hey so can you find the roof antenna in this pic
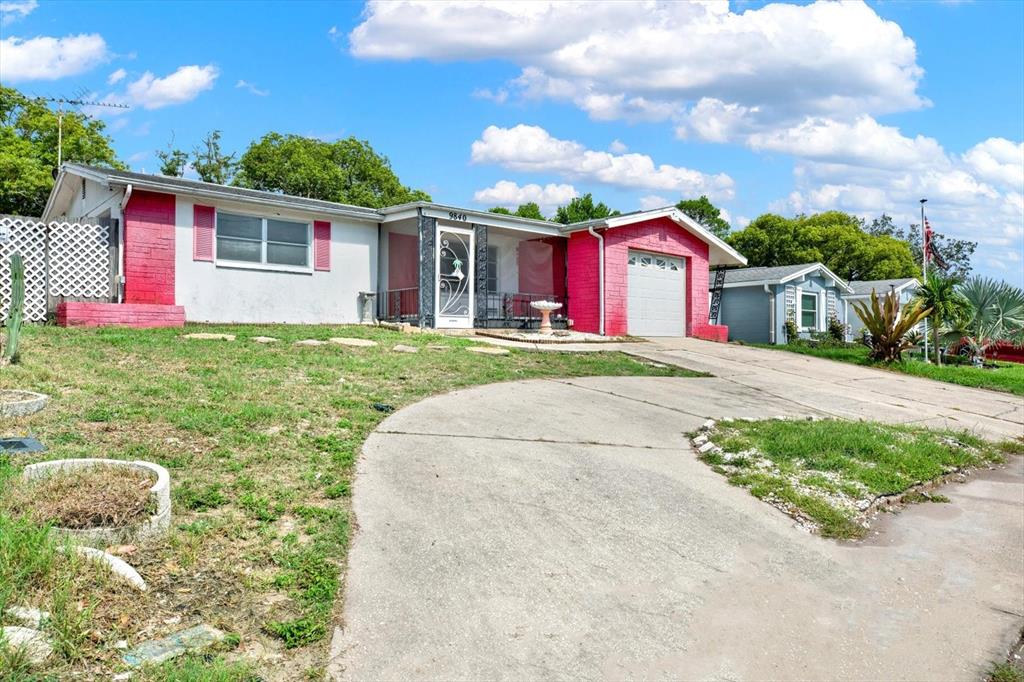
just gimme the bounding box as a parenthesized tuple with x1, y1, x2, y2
(34, 94, 131, 173)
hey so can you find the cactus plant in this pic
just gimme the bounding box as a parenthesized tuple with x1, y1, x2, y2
(3, 253, 25, 363)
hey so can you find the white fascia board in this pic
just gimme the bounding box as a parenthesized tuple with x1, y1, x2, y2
(384, 203, 562, 236)
(42, 168, 70, 221)
(778, 263, 853, 293)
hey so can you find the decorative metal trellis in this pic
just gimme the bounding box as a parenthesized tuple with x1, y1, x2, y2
(0, 215, 114, 322)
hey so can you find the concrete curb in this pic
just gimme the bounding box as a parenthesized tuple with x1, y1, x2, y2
(0, 390, 49, 418)
(75, 546, 147, 591)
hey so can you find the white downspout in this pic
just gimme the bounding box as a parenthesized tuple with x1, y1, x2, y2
(765, 284, 775, 344)
(117, 183, 132, 303)
(588, 225, 605, 335)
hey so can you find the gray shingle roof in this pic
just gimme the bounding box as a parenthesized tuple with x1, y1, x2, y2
(721, 263, 823, 285)
(845, 278, 919, 296)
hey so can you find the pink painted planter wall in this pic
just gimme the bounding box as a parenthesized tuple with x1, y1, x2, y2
(57, 302, 185, 328)
(123, 190, 177, 305)
(566, 216, 727, 340)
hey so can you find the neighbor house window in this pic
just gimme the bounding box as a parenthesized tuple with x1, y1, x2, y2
(801, 293, 818, 329)
(216, 211, 310, 267)
(486, 246, 498, 292)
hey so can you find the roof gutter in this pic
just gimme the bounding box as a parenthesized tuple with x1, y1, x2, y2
(588, 225, 605, 336)
(117, 183, 132, 304)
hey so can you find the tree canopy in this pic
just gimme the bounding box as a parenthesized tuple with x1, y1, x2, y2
(676, 195, 730, 240)
(488, 202, 546, 220)
(554, 194, 619, 225)
(233, 132, 430, 208)
(192, 130, 237, 185)
(726, 211, 919, 281)
(0, 86, 123, 217)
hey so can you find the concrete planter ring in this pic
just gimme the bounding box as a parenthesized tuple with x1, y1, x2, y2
(0, 390, 49, 418)
(21, 458, 172, 546)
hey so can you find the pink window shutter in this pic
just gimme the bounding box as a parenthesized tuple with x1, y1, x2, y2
(314, 221, 331, 271)
(193, 205, 215, 261)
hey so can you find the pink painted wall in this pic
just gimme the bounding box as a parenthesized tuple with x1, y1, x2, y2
(123, 190, 177, 305)
(567, 216, 725, 339)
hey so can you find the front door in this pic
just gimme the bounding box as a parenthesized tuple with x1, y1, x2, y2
(435, 225, 474, 329)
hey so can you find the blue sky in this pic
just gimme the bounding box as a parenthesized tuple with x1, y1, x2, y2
(2, 0, 1021, 284)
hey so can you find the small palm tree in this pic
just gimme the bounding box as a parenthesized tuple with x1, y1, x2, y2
(914, 272, 966, 365)
(943, 277, 1024, 364)
(852, 291, 932, 363)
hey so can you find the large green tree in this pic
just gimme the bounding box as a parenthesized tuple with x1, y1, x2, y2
(0, 86, 123, 217)
(676, 195, 730, 240)
(488, 202, 546, 220)
(234, 132, 430, 208)
(727, 211, 919, 281)
(554, 194, 619, 225)
(192, 130, 237, 185)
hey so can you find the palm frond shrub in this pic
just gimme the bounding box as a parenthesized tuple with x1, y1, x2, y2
(852, 291, 932, 363)
(914, 272, 967, 365)
(943, 276, 1024, 363)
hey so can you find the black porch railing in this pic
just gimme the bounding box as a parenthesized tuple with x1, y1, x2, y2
(378, 288, 419, 322)
(378, 287, 568, 329)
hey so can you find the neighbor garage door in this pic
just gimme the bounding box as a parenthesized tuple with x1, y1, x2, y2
(627, 250, 686, 336)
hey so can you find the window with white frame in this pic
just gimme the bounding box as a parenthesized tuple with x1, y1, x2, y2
(800, 293, 818, 329)
(216, 211, 310, 267)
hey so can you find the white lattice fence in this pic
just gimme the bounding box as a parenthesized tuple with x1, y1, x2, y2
(0, 216, 48, 321)
(49, 222, 111, 300)
(0, 215, 113, 322)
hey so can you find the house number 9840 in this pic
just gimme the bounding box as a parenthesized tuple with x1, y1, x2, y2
(448, 211, 467, 222)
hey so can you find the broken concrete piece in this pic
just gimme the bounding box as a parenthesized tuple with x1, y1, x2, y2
(699, 419, 716, 432)
(294, 339, 326, 346)
(182, 333, 235, 341)
(122, 624, 226, 667)
(697, 441, 718, 454)
(251, 336, 278, 343)
(692, 434, 708, 446)
(76, 546, 147, 592)
(467, 346, 510, 355)
(1, 626, 53, 665)
(5, 606, 49, 629)
(329, 337, 378, 347)
(392, 344, 419, 353)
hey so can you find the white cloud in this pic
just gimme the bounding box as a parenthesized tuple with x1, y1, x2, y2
(0, 33, 109, 81)
(639, 194, 669, 210)
(235, 79, 270, 96)
(351, 1, 926, 126)
(126, 65, 219, 109)
(608, 139, 628, 154)
(473, 180, 578, 213)
(962, 138, 1024, 190)
(0, 0, 36, 25)
(471, 124, 734, 199)
(472, 87, 508, 104)
(107, 67, 127, 85)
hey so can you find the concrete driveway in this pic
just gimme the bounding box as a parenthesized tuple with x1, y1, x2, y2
(329, 341, 1024, 681)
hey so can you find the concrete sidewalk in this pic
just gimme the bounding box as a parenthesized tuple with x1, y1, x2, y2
(329, 370, 1023, 681)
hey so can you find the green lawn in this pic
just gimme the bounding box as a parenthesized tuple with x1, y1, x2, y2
(748, 342, 1024, 396)
(698, 418, 1014, 539)
(0, 324, 702, 679)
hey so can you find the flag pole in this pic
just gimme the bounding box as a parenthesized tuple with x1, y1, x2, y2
(920, 198, 929, 363)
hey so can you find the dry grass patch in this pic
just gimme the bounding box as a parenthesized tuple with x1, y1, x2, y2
(5, 465, 155, 529)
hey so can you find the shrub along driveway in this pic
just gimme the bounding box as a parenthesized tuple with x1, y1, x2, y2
(332, 341, 1024, 681)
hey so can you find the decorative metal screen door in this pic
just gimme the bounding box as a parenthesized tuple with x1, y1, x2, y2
(435, 225, 474, 328)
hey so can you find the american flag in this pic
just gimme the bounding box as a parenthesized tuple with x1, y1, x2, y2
(924, 218, 949, 270)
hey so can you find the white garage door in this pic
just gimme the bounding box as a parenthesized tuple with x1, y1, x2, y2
(627, 250, 686, 336)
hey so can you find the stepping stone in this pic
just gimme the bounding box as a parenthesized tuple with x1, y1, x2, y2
(329, 337, 378, 347)
(294, 339, 326, 346)
(392, 344, 419, 353)
(182, 333, 235, 341)
(467, 346, 510, 355)
(251, 336, 278, 343)
(1, 626, 53, 665)
(5, 606, 49, 629)
(122, 624, 225, 667)
(76, 546, 147, 592)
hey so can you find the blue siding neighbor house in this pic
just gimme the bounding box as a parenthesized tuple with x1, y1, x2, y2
(842, 278, 920, 339)
(715, 263, 853, 344)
